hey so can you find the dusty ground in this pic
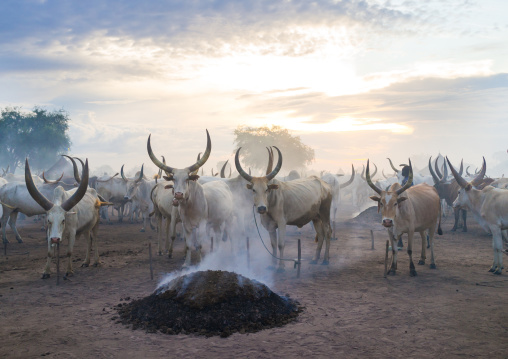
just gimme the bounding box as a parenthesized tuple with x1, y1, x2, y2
(1, 205, 507, 359)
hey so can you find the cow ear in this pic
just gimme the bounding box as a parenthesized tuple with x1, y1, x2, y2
(163, 175, 173, 181)
(268, 184, 279, 190)
(188, 174, 200, 181)
(246, 183, 253, 190)
(397, 197, 407, 204)
(164, 184, 174, 189)
(369, 196, 380, 202)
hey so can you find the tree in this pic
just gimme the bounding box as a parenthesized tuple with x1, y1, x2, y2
(233, 125, 314, 170)
(0, 107, 72, 173)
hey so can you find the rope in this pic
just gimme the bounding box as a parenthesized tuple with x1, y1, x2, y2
(252, 205, 297, 263)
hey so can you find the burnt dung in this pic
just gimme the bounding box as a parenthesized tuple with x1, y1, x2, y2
(116, 270, 302, 337)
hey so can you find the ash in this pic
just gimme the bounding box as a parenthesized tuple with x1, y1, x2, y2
(116, 270, 302, 337)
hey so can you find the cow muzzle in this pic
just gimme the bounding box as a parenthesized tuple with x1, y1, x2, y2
(50, 237, 61, 244)
(172, 198, 179, 207)
(257, 206, 267, 214)
(174, 192, 184, 200)
(382, 219, 393, 228)
(124, 196, 129, 200)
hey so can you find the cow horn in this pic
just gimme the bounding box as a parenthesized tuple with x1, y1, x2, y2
(434, 157, 443, 179)
(73, 157, 86, 182)
(266, 147, 274, 175)
(458, 159, 463, 176)
(471, 157, 486, 187)
(428, 156, 440, 185)
(229, 166, 232, 178)
(360, 165, 365, 181)
(266, 146, 282, 181)
(147, 135, 175, 174)
(136, 164, 144, 182)
(121, 165, 128, 181)
(371, 163, 378, 178)
(61, 159, 89, 211)
(187, 130, 211, 173)
(395, 159, 413, 196)
(25, 159, 54, 211)
(42, 171, 64, 184)
(382, 169, 389, 180)
(190, 154, 200, 176)
(365, 160, 382, 195)
(442, 159, 448, 183)
(387, 158, 399, 173)
(220, 160, 229, 178)
(62, 155, 81, 183)
(446, 157, 469, 189)
(235, 148, 253, 182)
(339, 164, 355, 189)
(466, 165, 472, 176)
(248, 168, 251, 176)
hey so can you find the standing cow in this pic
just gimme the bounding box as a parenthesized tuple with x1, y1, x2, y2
(366, 159, 442, 276)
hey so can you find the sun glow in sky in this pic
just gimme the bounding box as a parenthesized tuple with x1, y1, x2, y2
(0, 1, 507, 175)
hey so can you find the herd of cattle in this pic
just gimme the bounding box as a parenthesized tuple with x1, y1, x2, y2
(0, 130, 507, 279)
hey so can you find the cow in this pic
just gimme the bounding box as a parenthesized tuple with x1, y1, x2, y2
(94, 173, 128, 223)
(321, 165, 355, 240)
(235, 146, 333, 271)
(25, 158, 105, 278)
(121, 165, 155, 232)
(150, 181, 181, 257)
(147, 130, 235, 268)
(366, 159, 442, 276)
(387, 157, 434, 186)
(447, 157, 508, 274)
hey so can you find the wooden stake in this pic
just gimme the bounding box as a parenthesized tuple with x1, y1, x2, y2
(384, 240, 389, 278)
(56, 243, 60, 285)
(297, 239, 301, 279)
(148, 242, 154, 280)
(246, 236, 250, 270)
(370, 230, 375, 250)
(210, 237, 214, 252)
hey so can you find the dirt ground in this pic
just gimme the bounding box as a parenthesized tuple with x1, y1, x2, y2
(1, 205, 507, 359)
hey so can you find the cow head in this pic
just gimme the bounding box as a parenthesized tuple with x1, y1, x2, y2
(366, 159, 413, 228)
(147, 130, 211, 206)
(447, 156, 486, 210)
(25, 158, 90, 245)
(234, 146, 282, 214)
(121, 164, 144, 200)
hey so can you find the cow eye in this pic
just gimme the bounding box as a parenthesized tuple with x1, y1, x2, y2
(252, 189, 256, 193)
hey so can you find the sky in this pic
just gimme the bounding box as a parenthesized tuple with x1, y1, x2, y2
(1, 0, 507, 177)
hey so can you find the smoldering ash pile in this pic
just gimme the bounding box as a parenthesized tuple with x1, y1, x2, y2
(116, 270, 302, 337)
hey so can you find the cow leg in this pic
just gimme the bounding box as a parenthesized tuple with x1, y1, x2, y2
(388, 231, 398, 275)
(1, 208, 11, 244)
(489, 227, 503, 275)
(182, 226, 193, 268)
(65, 233, 76, 277)
(139, 211, 147, 232)
(407, 230, 417, 277)
(157, 214, 164, 255)
(428, 226, 437, 269)
(9, 212, 23, 243)
(461, 209, 468, 232)
(81, 230, 92, 267)
(276, 224, 287, 271)
(42, 241, 53, 279)
(268, 229, 278, 269)
(91, 222, 100, 267)
(418, 231, 426, 265)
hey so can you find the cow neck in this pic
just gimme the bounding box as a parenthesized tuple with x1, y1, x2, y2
(466, 187, 486, 210)
(180, 180, 206, 211)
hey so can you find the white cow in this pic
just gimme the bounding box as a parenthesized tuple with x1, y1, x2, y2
(121, 165, 155, 232)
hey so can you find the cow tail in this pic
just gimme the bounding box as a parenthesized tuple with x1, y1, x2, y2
(437, 204, 443, 235)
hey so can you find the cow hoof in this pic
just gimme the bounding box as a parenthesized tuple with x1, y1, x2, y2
(418, 260, 425, 265)
(494, 269, 502, 275)
(15, 236, 23, 243)
(410, 270, 417, 277)
(309, 260, 318, 265)
(276, 267, 285, 273)
(488, 267, 496, 272)
(42, 273, 50, 279)
(140, 229, 145, 233)
(388, 269, 396, 275)
(430, 263, 437, 269)
(167, 254, 173, 259)
(321, 260, 329, 265)
(81, 263, 89, 268)
(93, 263, 100, 267)
(451, 228, 456, 232)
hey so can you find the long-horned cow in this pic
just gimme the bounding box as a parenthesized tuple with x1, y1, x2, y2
(25, 159, 105, 278)
(366, 159, 442, 276)
(147, 130, 235, 268)
(235, 146, 333, 271)
(447, 157, 508, 274)
(121, 164, 154, 232)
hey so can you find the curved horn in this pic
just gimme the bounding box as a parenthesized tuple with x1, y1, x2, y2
(61, 159, 89, 211)
(25, 159, 54, 211)
(339, 164, 355, 189)
(395, 159, 413, 196)
(442, 159, 448, 183)
(62, 155, 81, 183)
(42, 171, 64, 184)
(187, 129, 211, 173)
(235, 148, 253, 182)
(229, 166, 232, 178)
(147, 135, 175, 174)
(190, 153, 201, 176)
(434, 157, 443, 179)
(387, 158, 399, 173)
(382, 169, 389, 180)
(248, 168, 251, 176)
(365, 160, 382, 195)
(471, 157, 486, 187)
(136, 164, 144, 182)
(120, 165, 128, 181)
(96, 173, 119, 182)
(360, 165, 365, 181)
(266, 146, 282, 181)
(265, 147, 274, 175)
(458, 159, 463, 177)
(446, 157, 469, 189)
(428, 156, 440, 185)
(220, 160, 229, 178)
(371, 163, 378, 178)
(466, 165, 471, 177)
